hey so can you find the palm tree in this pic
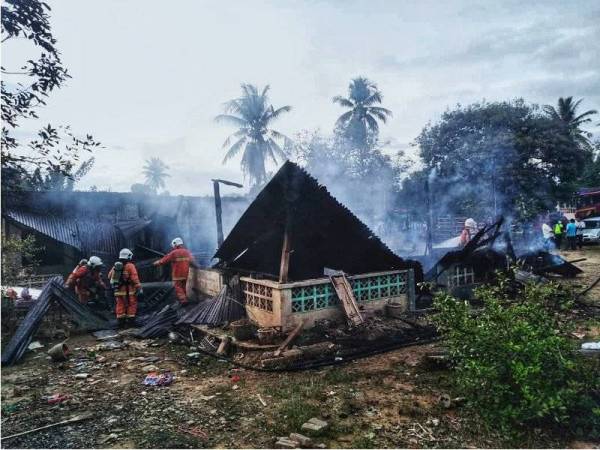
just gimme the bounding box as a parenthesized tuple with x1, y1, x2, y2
(544, 97, 597, 151)
(142, 157, 170, 193)
(216, 84, 292, 187)
(333, 77, 392, 148)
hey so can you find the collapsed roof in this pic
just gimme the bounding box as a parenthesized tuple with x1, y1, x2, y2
(214, 161, 422, 281)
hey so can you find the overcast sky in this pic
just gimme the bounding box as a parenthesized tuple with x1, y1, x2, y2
(4, 0, 600, 195)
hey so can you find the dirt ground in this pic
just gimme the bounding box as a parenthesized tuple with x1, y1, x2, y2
(559, 244, 600, 305)
(1, 246, 599, 449)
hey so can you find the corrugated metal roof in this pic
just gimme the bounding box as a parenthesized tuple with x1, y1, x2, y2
(4, 209, 124, 255)
(5, 210, 81, 249)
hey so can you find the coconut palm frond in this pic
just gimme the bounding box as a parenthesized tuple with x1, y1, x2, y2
(365, 114, 380, 134)
(215, 114, 249, 127)
(332, 96, 354, 108)
(335, 110, 354, 127)
(222, 137, 247, 163)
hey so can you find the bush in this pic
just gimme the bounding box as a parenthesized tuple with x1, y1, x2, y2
(433, 276, 599, 435)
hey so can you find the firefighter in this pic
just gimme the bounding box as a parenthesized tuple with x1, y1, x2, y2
(152, 237, 198, 305)
(109, 248, 142, 327)
(65, 256, 106, 303)
(459, 218, 477, 247)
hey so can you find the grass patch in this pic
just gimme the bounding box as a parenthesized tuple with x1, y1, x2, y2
(322, 367, 361, 384)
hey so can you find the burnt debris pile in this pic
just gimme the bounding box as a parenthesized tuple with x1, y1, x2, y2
(177, 285, 246, 327)
(1, 277, 111, 366)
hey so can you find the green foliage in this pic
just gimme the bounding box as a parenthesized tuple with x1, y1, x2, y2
(333, 76, 392, 149)
(216, 84, 292, 188)
(1, 0, 100, 192)
(1, 234, 43, 286)
(409, 99, 595, 220)
(433, 277, 599, 436)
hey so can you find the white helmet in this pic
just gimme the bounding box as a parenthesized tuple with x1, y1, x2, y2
(465, 218, 477, 229)
(88, 256, 103, 268)
(119, 248, 133, 260)
(171, 237, 184, 248)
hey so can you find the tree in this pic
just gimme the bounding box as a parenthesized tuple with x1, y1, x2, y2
(333, 77, 392, 149)
(1, 0, 100, 192)
(410, 99, 591, 221)
(580, 140, 600, 187)
(142, 157, 170, 194)
(544, 97, 597, 152)
(27, 156, 95, 191)
(216, 84, 292, 188)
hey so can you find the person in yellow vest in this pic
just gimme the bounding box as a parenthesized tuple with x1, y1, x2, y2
(553, 220, 564, 250)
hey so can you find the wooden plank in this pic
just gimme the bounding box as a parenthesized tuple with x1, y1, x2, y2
(274, 319, 305, 357)
(279, 229, 291, 283)
(330, 274, 364, 326)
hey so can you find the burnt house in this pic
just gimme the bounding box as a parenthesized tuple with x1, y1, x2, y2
(193, 161, 422, 330)
(2, 191, 249, 279)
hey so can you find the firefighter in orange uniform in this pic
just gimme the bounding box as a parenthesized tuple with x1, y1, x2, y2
(108, 248, 142, 327)
(459, 218, 478, 247)
(152, 237, 198, 305)
(65, 256, 106, 303)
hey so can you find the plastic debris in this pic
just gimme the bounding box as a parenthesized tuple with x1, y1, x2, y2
(45, 393, 69, 405)
(142, 371, 174, 386)
(27, 341, 44, 351)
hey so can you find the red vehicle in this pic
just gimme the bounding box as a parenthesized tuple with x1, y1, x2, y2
(575, 187, 600, 219)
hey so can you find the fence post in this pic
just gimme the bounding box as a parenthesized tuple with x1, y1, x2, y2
(408, 268, 416, 311)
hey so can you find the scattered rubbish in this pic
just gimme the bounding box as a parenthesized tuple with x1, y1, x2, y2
(27, 341, 44, 351)
(439, 393, 452, 408)
(97, 340, 125, 351)
(289, 433, 312, 447)
(2, 277, 109, 366)
(0, 412, 94, 441)
(48, 342, 70, 362)
(74, 373, 90, 379)
(45, 393, 69, 405)
(198, 395, 215, 401)
(231, 374, 241, 383)
(275, 437, 299, 449)
(177, 425, 207, 439)
(168, 331, 181, 343)
(571, 332, 586, 339)
(187, 352, 201, 359)
(93, 330, 119, 341)
(232, 384, 240, 390)
(142, 364, 159, 372)
(142, 372, 174, 386)
(257, 393, 267, 407)
(100, 433, 119, 444)
(582, 342, 600, 349)
(581, 341, 600, 355)
(301, 417, 329, 433)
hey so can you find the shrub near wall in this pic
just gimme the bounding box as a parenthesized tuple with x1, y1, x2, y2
(433, 277, 599, 438)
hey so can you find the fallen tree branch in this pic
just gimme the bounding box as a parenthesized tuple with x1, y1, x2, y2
(1, 413, 94, 441)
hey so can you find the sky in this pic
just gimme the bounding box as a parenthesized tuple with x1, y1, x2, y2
(3, 0, 599, 195)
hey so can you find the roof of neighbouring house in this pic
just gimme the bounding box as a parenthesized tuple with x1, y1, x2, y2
(3, 209, 126, 255)
(214, 161, 422, 281)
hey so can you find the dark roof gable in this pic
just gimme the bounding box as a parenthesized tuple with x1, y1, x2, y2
(215, 161, 422, 281)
